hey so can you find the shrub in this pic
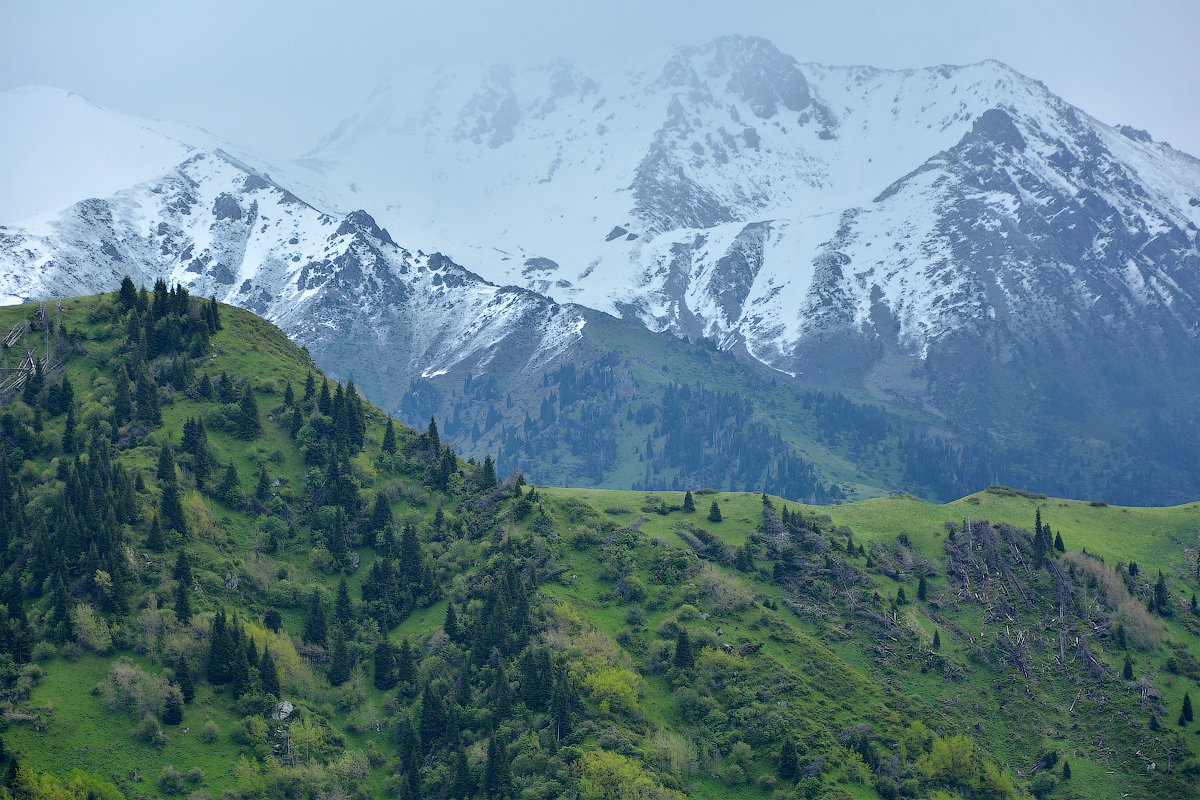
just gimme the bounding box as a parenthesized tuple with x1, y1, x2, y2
(159, 765, 186, 795)
(201, 719, 220, 743)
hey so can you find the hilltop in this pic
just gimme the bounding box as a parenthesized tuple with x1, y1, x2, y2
(0, 291, 1196, 799)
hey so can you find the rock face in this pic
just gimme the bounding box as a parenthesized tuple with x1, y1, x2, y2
(3, 34, 1200, 503)
(0, 146, 586, 413)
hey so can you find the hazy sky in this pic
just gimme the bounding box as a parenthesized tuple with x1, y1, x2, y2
(3, 0, 1198, 158)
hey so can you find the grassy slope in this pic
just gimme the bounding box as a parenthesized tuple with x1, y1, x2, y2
(3, 296, 1199, 800)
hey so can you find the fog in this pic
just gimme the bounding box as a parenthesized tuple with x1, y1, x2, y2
(2, 0, 1198, 158)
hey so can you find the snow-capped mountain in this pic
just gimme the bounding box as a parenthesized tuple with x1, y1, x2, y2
(298, 36, 1200, 374)
(0, 88, 585, 408)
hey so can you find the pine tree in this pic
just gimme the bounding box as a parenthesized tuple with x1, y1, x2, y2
(157, 442, 175, 484)
(173, 551, 192, 623)
(162, 686, 184, 725)
(896, 586, 908, 605)
(255, 464, 270, 502)
(778, 738, 798, 781)
(328, 633, 351, 687)
(208, 611, 233, 684)
(933, 629, 941, 650)
(335, 577, 353, 627)
(1123, 653, 1134, 680)
(918, 575, 928, 602)
(160, 483, 187, 537)
(61, 405, 76, 454)
(682, 490, 695, 513)
(1183, 691, 1194, 723)
(451, 748, 475, 799)
(237, 386, 262, 439)
(264, 609, 282, 633)
(708, 500, 722, 523)
(230, 642, 251, 698)
(303, 371, 316, 402)
(483, 734, 511, 800)
(146, 515, 165, 552)
(382, 417, 397, 455)
(673, 629, 694, 670)
(217, 461, 242, 506)
(1054, 531, 1065, 552)
(373, 639, 397, 690)
(113, 367, 131, 427)
(420, 681, 446, 750)
(302, 591, 328, 647)
(1061, 761, 1071, 780)
(396, 638, 415, 685)
(1116, 623, 1127, 649)
(283, 381, 294, 407)
(427, 416, 440, 450)
(1155, 572, 1171, 616)
(175, 658, 195, 703)
(444, 602, 460, 642)
(260, 650, 280, 697)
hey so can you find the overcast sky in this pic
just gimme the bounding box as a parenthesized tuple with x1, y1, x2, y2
(3, 0, 1198, 158)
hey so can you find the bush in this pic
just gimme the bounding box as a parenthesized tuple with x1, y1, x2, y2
(186, 767, 205, 785)
(159, 765, 185, 794)
(30, 641, 56, 662)
(201, 719, 220, 743)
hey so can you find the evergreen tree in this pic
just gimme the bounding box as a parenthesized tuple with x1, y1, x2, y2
(673, 629, 694, 670)
(682, 490, 695, 513)
(335, 577, 353, 627)
(933, 629, 941, 650)
(160, 483, 187, 537)
(173, 550, 193, 623)
(550, 673, 572, 742)
(117, 275, 138, 310)
(217, 461, 242, 506)
(1061, 760, 1071, 780)
(146, 515, 165, 552)
(896, 586, 908, 605)
(420, 681, 446, 750)
(483, 734, 511, 800)
(302, 591, 328, 647)
(1054, 531, 1065, 552)
(396, 638, 415, 685)
(779, 738, 798, 781)
(427, 416, 440, 450)
(918, 575, 928, 602)
(174, 658, 194, 703)
(1116, 623, 1127, 649)
(208, 611, 233, 684)
(255, 464, 270, 502)
(264, 609, 282, 633)
(708, 500, 722, 523)
(237, 386, 262, 439)
(1155, 572, 1171, 616)
(61, 405, 76, 454)
(1183, 691, 1194, 723)
(444, 602, 460, 642)
(373, 639, 397, 690)
(318, 380, 331, 415)
(283, 381, 294, 407)
(260, 650, 280, 697)
(230, 643, 251, 698)
(382, 417, 397, 455)
(328, 633, 351, 687)
(1123, 653, 1134, 680)
(451, 748, 474, 799)
(157, 442, 175, 484)
(113, 367, 131, 427)
(162, 686, 184, 725)
(303, 371, 316, 402)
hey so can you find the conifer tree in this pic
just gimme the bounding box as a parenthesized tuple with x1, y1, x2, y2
(1183, 691, 1194, 723)
(237, 386, 262, 439)
(113, 367, 131, 426)
(1061, 760, 1071, 780)
(302, 591, 328, 647)
(255, 464, 270, 502)
(173, 551, 192, 623)
(918, 575, 928, 602)
(896, 586, 908, 605)
(283, 381, 294, 407)
(708, 500, 722, 523)
(673, 629, 694, 670)
(1116, 623, 1127, 649)
(260, 649, 280, 698)
(483, 734, 511, 800)
(160, 483, 187, 538)
(208, 611, 233, 684)
(328, 633, 351, 687)
(162, 686, 184, 725)
(683, 490, 695, 513)
(779, 738, 798, 781)
(444, 602, 460, 642)
(318, 379, 331, 415)
(1054, 531, 1065, 552)
(61, 405, 76, 454)
(1155, 572, 1171, 616)
(373, 639, 397, 690)
(230, 643, 251, 698)
(1123, 653, 1134, 680)
(335, 577, 353, 627)
(264, 609, 282, 633)
(217, 461, 242, 506)
(396, 638, 415, 685)
(427, 416, 440, 450)
(157, 443, 175, 484)
(452, 748, 474, 799)
(303, 371, 316, 402)
(382, 417, 397, 455)
(175, 658, 195, 703)
(146, 514, 165, 552)
(420, 681, 446, 750)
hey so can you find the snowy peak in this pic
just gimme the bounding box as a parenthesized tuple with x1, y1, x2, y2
(658, 35, 811, 119)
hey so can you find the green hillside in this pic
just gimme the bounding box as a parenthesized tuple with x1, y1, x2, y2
(0, 289, 1197, 800)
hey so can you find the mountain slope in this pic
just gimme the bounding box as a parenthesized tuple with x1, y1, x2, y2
(2, 293, 1199, 800)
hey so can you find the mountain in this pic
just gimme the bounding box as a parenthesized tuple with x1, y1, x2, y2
(4, 31, 1200, 504)
(3, 293, 1199, 800)
(0, 87, 587, 425)
(296, 36, 1200, 504)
